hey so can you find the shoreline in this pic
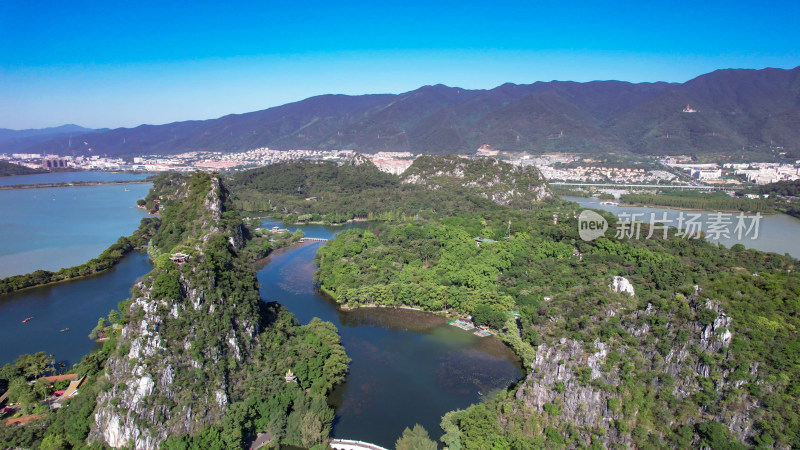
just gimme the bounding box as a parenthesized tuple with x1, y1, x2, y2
(0, 179, 151, 191)
(617, 201, 777, 215)
(569, 197, 779, 215)
(0, 248, 149, 299)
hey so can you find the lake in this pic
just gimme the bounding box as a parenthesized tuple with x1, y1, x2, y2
(0, 171, 151, 187)
(0, 208, 523, 448)
(257, 220, 523, 447)
(565, 197, 800, 259)
(0, 183, 151, 277)
(0, 251, 152, 367)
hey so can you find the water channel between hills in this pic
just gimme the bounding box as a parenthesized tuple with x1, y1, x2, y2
(256, 221, 523, 447)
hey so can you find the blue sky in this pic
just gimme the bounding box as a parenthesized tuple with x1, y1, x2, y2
(1, 1, 798, 129)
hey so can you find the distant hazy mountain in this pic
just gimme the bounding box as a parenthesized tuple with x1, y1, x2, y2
(18, 66, 800, 157)
(0, 124, 107, 154)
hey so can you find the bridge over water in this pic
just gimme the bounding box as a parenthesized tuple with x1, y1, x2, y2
(329, 439, 388, 450)
(300, 237, 329, 243)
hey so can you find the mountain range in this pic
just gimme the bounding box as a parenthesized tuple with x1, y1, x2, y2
(6, 66, 800, 157)
(0, 124, 106, 154)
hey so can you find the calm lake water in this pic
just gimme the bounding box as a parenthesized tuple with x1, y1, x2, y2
(0, 171, 151, 187)
(257, 220, 523, 447)
(0, 183, 151, 277)
(0, 252, 152, 367)
(565, 197, 800, 259)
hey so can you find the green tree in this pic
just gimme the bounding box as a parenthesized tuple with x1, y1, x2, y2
(15, 352, 54, 378)
(88, 317, 108, 340)
(8, 377, 36, 412)
(0, 362, 21, 381)
(300, 410, 327, 448)
(395, 424, 437, 450)
(39, 434, 67, 450)
(34, 377, 51, 401)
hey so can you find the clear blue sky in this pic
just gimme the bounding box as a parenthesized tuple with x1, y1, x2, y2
(1, 0, 798, 129)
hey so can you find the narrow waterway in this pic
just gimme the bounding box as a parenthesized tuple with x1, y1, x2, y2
(256, 221, 523, 447)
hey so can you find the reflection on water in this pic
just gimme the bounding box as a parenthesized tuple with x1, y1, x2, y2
(256, 234, 523, 447)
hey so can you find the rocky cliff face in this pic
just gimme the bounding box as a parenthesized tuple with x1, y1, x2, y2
(401, 155, 553, 205)
(609, 276, 635, 297)
(89, 174, 264, 449)
(513, 283, 758, 447)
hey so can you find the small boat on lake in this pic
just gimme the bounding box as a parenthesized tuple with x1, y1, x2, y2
(60, 328, 70, 332)
(22, 317, 33, 323)
(600, 201, 620, 206)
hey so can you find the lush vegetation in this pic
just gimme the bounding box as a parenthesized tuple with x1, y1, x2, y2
(1, 172, 349, 449)
(750, 179, 800, 197)
(0, 217, 160, 296)
(160, 313, 350, 449)
(238, 227, 304, 264)
(746, 180, 800, 219)
(395, 424, 438, 450)
(621, 190, 777, 213)
(99, 172, 347, 449)
(317, 202, 800, 447)
(0, 340, 122, 448)
(4, 158, 800, 448)
(227, 155, 551, 225)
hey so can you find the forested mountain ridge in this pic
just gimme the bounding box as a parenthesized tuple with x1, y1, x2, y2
(19, 66, 800, 157)
(228, 155, 553, 223)
(401, 155, 553, 205)
(87, 172, 348, 449)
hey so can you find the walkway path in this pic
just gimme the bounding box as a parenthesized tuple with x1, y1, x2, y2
(329, 439, 388, 450)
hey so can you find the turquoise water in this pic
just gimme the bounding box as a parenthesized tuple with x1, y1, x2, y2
(0, 183, 151, 277)
(565, 197, 800, 259)
(0, 171, 151, 186)
(257, 220, 523, 447)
